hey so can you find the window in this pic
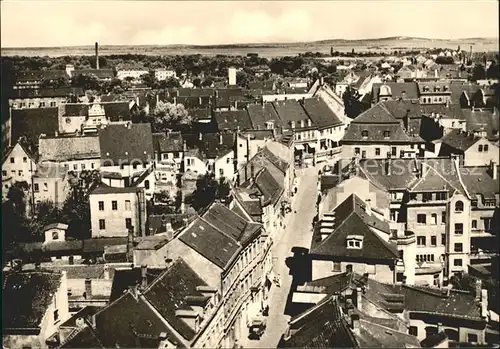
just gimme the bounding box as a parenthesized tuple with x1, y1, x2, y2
(52, 231, 59, 240)
(484, 145, 489, 152)
(436, 192, 446, 200)
(125, 200, 131, 210)
(112, 201, 118, 210)
(23, 157, 27, 163)
(219, 168, 224, 176)
(81, 163, 86, 170)
(396, 272, 404, 282)
(34, 183, 39, 192)
(454, 243, 463, 252)
(348, 240, 361, 248)
(2, 170, 6, 176)
(442, 234, 446, 246)
(423, 192, 432, 202)
(73, 164, 78, 170)
(454, 223, 463, 235)
(398, 250, 404, 259)
(98, 201, 104, 211)
(454, 259, 463, 266)
(431, 236, 437, 246)
(144, 180, 150, 190)
(174, 152, 179, 158)
(441, 211, 446, 224)
(18, 170, 23, 176)
(484, 218, 493, 231)
(125, 218, 132, 229)
(40, 101, 46, 107)
(375, 148, 380, 156)
(384, 131, 391, 138)
(54, 309, 59, 323)
(43, 183, 48, 191)
(417, 236, 426, 246)
(354, 147, 360, 155)
(99, 219, 106, 230)
(430, 213, 437, 225)
(472, 220, 477, 229)
(332, 262, 341, 272)
(361, 150, 366, 159)
(361, 130, 368, 138)
(10, 157, 14, 163)
(391, 147, 397, 156)
(409, 326, 418, 336)
(91, 163, 95, 169)
(467, 333, 478, 343)
(478, 145, 483, 152)
(417, 214, 427, 224)
(455, 201, 464, 212)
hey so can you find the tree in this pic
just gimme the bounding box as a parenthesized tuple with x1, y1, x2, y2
(471, 64, 487, 81)
(236, 71, 255, 88)
(192, 78, 202, 88)
(487, 61, 499, 80)
(150, 101, 192, 131)
(189, 174, 230, 213)
(202, 77, 214, 87)
(71, 73, 100, 90)
(342, 86, 366, 118)
(142, 72, 158, 89)
(40, 76, 69, 89)
(159, 77, 180, 89)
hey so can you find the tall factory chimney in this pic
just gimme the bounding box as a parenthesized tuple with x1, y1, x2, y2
(95, 42, 100, 70)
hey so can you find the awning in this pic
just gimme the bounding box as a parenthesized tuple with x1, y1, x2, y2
(295, 144, 304, 151)
(308, 143, 316, 148)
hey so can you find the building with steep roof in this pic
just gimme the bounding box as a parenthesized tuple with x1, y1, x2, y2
(9, 87, 85, 110)
(152, 131, 184, 184)
(2, 268, 69, 349)
(1, 137, 38, 199)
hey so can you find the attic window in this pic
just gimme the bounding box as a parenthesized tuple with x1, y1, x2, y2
(346, 235, 363, 249)
(384, 131, 391, 138)
(361, 130, 369, 138)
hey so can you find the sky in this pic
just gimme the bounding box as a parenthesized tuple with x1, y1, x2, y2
(1, 1, 498, 47)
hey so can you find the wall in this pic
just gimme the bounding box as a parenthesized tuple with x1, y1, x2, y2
(214, 151, 235, 181)
(33, 176, 69, 208)
(2, 142, 36, 188)
(44, 228, 66, 243)
(341, 143, 420, 160)
(116, 70, 149, 80)
(90, 191, 142, 238)
(67, 278, 113, 299)
(9, 96, 66, 109)
(446, 193, 471, 278)
(311, 259, 394, 284)
(407, 317, 485, 344)
(464, 140, 499, 167)
(184, 155, 207, 176)
(59, 115, 86, 134)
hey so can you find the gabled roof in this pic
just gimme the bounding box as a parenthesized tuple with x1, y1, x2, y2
(351, 103, 400, 124)
(143, 258, 208, 341)
(1, 137, 38, 165)
(253, 168, 284, 206)
(3, 270, 63, 330)
(73, 69, 114, 79)
(440, 129, 481, 152)
(343, 123, 414, 143)
(214, 110, 253, 131)
(109, 267, 164, 302)
(464, 109, 499, 140)
(246, 103, 283, 130)
(183, 133, 234, 159)
(272, 99, 311, 127)
(310, 194, 396, 260)
(302, 97, 343, 129)
(10, 87, 84, 99)
(99, 122, 154, 165)
(460, 166, 500, 199)
(153, 131, 184, 153)
(11, 108, 59, 145)
(90, 182, 143, 195)
(410, 165, 457, 193)
(59, 325, 105, 348)
(372, 82, 419, 101)
(101, 102, 131, 122)
(39, 135, 100, 162)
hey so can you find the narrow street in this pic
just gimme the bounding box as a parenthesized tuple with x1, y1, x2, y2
(240, 165, 320, 348)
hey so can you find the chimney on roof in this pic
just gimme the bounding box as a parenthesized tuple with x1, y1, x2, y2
(103, 264, 110, 280)
(491, 160, 498, 180)
(250, 162, 255, 179)
(156, 94, 159, 105)
(365, 199, 372, 216)
(199, 133, 203, 141)
(173, 96, 177, 105)
(84, 279, 92, 299)
(219, 133, 223, 145)
(475, 279, 482, 301)
(183, 140, 187, 152)
(385, 159, 391, 175)
(141, 265, 148, 290)
(351, 314, 360, 334)
(95, 42, 99, 70)
(435, 69, 438, 78)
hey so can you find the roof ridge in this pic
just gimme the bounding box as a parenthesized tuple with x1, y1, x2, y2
(142, 258, 181, 293)
(199, 216, 241, 247)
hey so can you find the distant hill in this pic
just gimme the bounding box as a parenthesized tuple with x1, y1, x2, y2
(2, 36, 498, 58)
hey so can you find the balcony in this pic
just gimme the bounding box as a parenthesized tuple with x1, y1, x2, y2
(389, 230, 416, 246)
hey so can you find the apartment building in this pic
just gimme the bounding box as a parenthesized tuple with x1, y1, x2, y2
(2, 138, 37, 196)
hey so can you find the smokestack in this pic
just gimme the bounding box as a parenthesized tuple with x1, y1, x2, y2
(491, 160, 498, 180)
(141, 265, 148, 290)
(365, 199, 372, 216)
(95, 42, 99, 70)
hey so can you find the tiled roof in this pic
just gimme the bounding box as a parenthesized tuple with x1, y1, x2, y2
(372, 82, 419, 101)
(153, 131, 184, 153)
(59, 306, 101, 328)
(460, 166, 500, 199)
(272, 99, 311, 127)
(59, 326, 105, 348)
(90, 182, 143, 195)
(239, 129, 275, 140)
(246, 103, 283, 130)
(11, 107, 59, 145)
(3, 270, 63, 330)
(73, 69, 114, 79)
(302, 97, 343, 129)
(253, 168, 284, 206)
(47, 265, 113, 280)
(102, 102, 131, 122)
(99, 122, 154, 165)
(343, 117, 414, 143)
(10, 87, 84, 99)
(82, 237, 128, 254)
(440, 129, 481, 152)
(449, 83, 480, 105)
(179, 218, 240, 269)
(94, 292, 182, 348)
(63, 103, 89, 117)
(417, 81, 452, 95)
(175, 96, 213, 109)
(262, 147, 288, 173)
(306, 272, 354, 295)
(310, 194, 396, 259)
(464, 109, 499, 140)
(16, 70, 67, 81)
(183, 133, 234, 159)
(350, 103, 400, 124)
(109, 267, 164, 302)
(134, 236, 170, 251)
(214, 110, 253, 131)
(356, 318, 422, 348)
(283, 297, 358, 348)
(143, 258, 208, 341)
(421, 103, 466, 119)
(39, 135, 100, 162)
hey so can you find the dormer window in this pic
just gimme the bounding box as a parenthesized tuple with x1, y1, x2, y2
(266, 121, 274, 130)
(361, 130, 369, 138)
(423, 86, 429, 92)
(346, 235, 363, 249)
(384, 131, 391, 138)
(444, 86, 449, 91)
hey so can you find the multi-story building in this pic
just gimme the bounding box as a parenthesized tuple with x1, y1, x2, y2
(3, 267, 70, 349)
(417, 82, 452, 105)
(1, 138, 37, 196)
(13, 70, 68, 90)
(32, 163, 71, 208)
(8, 87, 85, 109)
(116, 66, 149, 81)
(38, 134, 101, 173)
(152, 131, 184, 184)
(154, 68, 177, 81)
(89, 183, 147, 238)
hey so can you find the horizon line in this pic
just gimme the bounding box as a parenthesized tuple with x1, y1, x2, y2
(2, 35, 499, 50)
